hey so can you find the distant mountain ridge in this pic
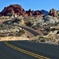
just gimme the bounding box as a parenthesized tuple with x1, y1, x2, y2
(41, 10, 49, 15)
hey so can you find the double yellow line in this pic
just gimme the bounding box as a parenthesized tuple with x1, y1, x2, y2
(4, 41, 50, 59)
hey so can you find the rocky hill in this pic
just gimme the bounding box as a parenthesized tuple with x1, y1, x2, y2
(0, 4, 59, 43)
(0, 4, 42, 16)
(0, 4, 59, 17)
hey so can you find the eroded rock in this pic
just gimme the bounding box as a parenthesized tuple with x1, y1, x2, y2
(48, 8, 57, 17)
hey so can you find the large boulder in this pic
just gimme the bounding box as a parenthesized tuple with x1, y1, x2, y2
(0, 4, 26, 16)
(26, 9, 34, 16)
(43, 15, 59, 24)
(48, 8, 57, 17)
(30, 15, 59, 28)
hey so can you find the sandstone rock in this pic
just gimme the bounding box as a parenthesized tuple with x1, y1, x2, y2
(57, 10, 59, 18)
(0, 4, 26, 16)
(0, 24, 25, 36)
(34, 10, 42, 16)
(0, 4, 42, 17)
(0, 12, 2, 16)
(43, 15, 59, 24)
(48, 8, 57, 17)
(26, 9, 34, 16)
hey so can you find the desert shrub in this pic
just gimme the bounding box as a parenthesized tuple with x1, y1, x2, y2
(25, 22, 32, 26)
(8, 33, 14, 36)
(0, 34, 6, 37)
(40, 39, 45, 42)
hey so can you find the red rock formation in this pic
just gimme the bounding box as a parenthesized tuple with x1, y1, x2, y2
(0, 12, 2, 16)
(0, 4, 26, 16)
(34, 10, 42, 15)
(0, 4, 42, 16)
(26, 9, 34, 16)
(48, 8, 57, 17)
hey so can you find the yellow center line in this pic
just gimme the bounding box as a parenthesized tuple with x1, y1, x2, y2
(4, 41, 50, 59)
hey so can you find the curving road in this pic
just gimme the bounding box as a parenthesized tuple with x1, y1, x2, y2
(19, 26, 40, 36)
(7, 41, 59, 59)
(0, 26, 59, 59)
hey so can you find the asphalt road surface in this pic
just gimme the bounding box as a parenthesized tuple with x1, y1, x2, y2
(19, 26, 39, 36)
(7, 41, 59, 59)
(0, 26, 59, 59)
(0, 41, 59, 59)
(0, 42, 37, 59)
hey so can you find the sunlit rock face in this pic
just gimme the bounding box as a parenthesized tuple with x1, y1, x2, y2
(0, 4, 26, 16)
(0, 4, 59, 18)
(48, 8, 57, 17)
(43, 15, 59, 24)
(0, 4, 42, 17)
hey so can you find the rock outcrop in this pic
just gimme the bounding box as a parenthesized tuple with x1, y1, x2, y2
(48, 8, 57, 17)
(0, 4, 59, 17)
(0, 24, 25, 36)
(34, 10, 42, 15)
(0, 4, 42, 16)
(26, 9, 34, 16)
(0, 4, 26, 16)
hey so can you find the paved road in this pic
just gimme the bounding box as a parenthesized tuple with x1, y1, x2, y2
(0, 26, 44, 59)
(0, 41, 59, 59)
(0, 42, 38, 59)
(19, 26, 39, 36)
(8, 41, 59, 59)
(0, 26, 59, 59)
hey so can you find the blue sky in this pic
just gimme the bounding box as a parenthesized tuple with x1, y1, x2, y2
(0, 0, 59, 11)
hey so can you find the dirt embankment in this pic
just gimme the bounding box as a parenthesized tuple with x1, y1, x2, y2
(0, 36, 30, 41)
(0, 27, 35, 41)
